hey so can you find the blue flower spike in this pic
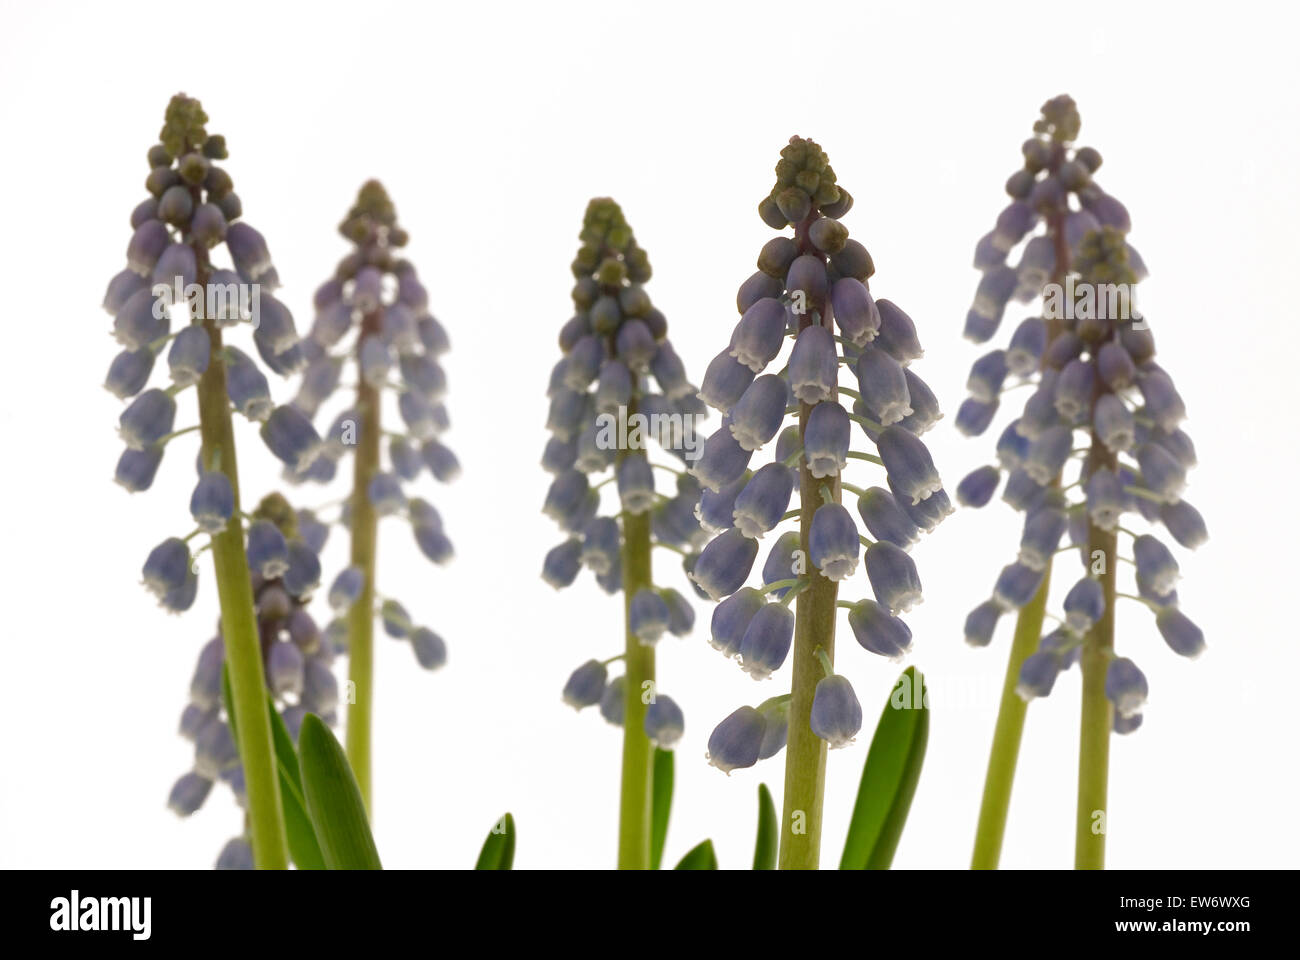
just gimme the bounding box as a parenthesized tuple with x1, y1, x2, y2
(539, 199, 713, 866)
(683, 136, 946, 879)
(957, 96, 1208, 870)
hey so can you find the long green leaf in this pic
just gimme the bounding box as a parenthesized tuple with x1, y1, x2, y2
(650, 748, 674, 870)
(221, 667, 326, 870)
(298, 714, 382, 870)
(840, 666, 930, 870)
(752, 783, 777, 870)
(475, 813, 516, 869)
(673, 839, 718, 870)
(266, 696, 326, 870)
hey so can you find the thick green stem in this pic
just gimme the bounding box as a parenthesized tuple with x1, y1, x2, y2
(971, 569, 1051, 869)
(196, 324, 288, 870)
(344, 309, 382, 814)
(1076, 442, 1117, 868)
(778, 222, 840, 867)
(780, 393, 840, 869)
(616, 411, 655, 869)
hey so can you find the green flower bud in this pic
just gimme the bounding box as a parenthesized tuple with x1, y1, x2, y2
(820, 186, 853, 219)
(814, 179, 841, 207)
(1075, 145, 1103, 172)
(809, 217, 848, 254)
(596, 257, 627, 287)
(178, 152, 210, 185)
(204, 166, 233, 199)
(146, 166, 179, 198)
(158, 185, 194, 225)
(795, 168, 821, 194)
(1022, 138, 1052, 172)
(201, 134, 228, 159)
(757, 195, 788, 229)
(757, 237, 797, 278)
(1057, 159, 1090, 190)
(775, 186, 812, 224)
(217, 192, 242, 222)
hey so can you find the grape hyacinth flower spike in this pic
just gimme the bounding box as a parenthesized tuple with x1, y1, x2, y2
(958, 96, 1206, 870)
(168, 494, 341, 867)
(543, 199, 708, 869)
(286, 181, 454, 809)
(694, 137, 948, 869)
(105, 95, 302, 868)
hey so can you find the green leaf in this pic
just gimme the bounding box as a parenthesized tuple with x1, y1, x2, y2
(298, 714, 382, 870)
(752, 783, 777, 870)
(221, 667, 326, 871)
(266, 697, 326, 871)
(650, 747, 674, 870)
(673, 839, 718, 870)
(840, 666, 930, 870)
(475, 813, 516, 870)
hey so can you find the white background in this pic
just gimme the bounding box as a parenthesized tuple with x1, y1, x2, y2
(1, 0, 1296, 870)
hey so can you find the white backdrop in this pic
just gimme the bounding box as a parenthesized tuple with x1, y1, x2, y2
(1, 0, 1297, 869)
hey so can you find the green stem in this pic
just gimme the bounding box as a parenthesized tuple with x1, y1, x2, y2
(970, 568, 1051, 869)
(779, 255, 839, 867)
(196, 324, 288, 870)
(1076, 442, 1117, 869)
(617, 400, 655, 869)
(845, 450, 884, 465)
(345, 307, 382, 814)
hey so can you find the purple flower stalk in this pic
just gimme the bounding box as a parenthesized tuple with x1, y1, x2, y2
(960, 96, 1206, 870)
(541, 199, 707, 869)
(106, 95, 302, 869)
(284, 181, 455, 809)
(694, 137, 946, 870)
